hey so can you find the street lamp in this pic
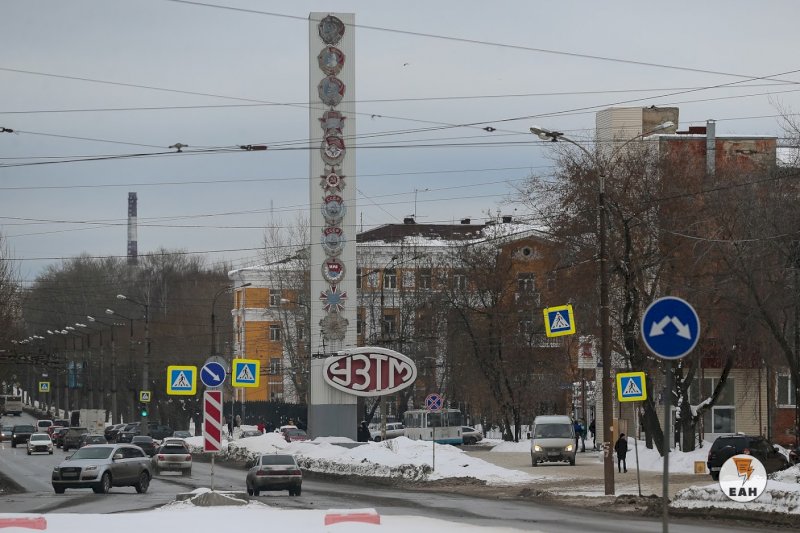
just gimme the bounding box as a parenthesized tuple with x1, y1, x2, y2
(88, 315, 121, 423)
(106, 308, 136, 422)
(530, 120, 673, 496)
(116, 293, 150, 436)
(212, 283, 250, 357)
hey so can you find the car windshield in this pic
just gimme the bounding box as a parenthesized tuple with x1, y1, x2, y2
(14, 426, 35, 432)
(69, 447, 114, 460)
(173, 431, 191, 438)
(261, 455, 296, 465)
(534, 424, 573, 439)
(711, 437, 745, 451)
(285, 429, 306, 437)
(30, 434, 50, 441)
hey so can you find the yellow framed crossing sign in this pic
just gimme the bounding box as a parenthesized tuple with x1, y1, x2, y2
(231, 358, 260, 388)
(166, 365, 197, 395)
(39, 381, 51, 393)
(616, 371, 647, 402)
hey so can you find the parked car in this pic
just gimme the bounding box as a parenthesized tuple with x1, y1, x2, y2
(706, 434, 790, 480)
(461, 426, 484, 445)
(10, 424, 36, 448)
(171, 430, 192, 439)
(245, 454, 302, 496)
(240, 429, 263, 439)
(116, 430, 139, 444)
(148, 425, 173, 440)
(104, 424, 125, 442)
(281, 428, 309, 443)
(61, 427, 88, 452)
(152, 442, 192, 476)
(0, 425, 13, 442)
(131, 436, 157, 457)
(369, 422, 405, 442)
(79, 434, 108, 448)
(51, 444, 152, 494)
(27, 433, 54, 455)
(53, 427, 69, 448)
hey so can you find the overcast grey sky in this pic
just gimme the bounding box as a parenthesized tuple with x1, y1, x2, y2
(2, 0, 799, 282)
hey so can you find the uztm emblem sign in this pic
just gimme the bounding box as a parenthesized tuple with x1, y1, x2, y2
(616, 371, 647, 402)
(543, 304, 576, 337)
(166, 365, 197, 395)
(231, 359, 260, 388)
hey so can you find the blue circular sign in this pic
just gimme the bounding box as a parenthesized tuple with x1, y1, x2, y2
(641, 296, 700, 359)
(200, 361, 227, 388)
(425, 393, 443, 412)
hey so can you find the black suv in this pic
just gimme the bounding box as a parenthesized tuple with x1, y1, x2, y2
(707, 434, 790, 480)
(10, 424, 36, 447)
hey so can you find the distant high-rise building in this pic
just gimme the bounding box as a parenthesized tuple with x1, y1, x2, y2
(127, 192, 138, 265)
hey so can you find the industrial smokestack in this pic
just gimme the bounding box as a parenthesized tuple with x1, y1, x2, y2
(127, 192, 138, 265)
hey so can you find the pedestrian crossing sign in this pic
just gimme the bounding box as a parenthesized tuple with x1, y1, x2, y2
(232, 358, 260, 388)
(616, 371, 647, 402)
(166, 365, 197, 395)
(39, 381, 50, 393)
(139, 390, 152, 403)
(543, 304, 576, 337)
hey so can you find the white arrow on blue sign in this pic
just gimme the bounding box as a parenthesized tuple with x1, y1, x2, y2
(200, 361, 227, 388)
(640, 296, 700, 360)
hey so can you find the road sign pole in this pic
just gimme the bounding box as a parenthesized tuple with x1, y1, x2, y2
(663, 362, 672, 533)
(432, 426, 435, 471)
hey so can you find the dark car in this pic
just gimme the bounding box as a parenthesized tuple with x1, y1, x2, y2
(116, 430, 139, 444)
(62, 427, 88, 452)
(131, 436, 157, 457)
(707, 434, 790, 480)
(79, 434, 108, 448)
(149, 425, 173, 440)
(104, 424, 125, 442)
(52, 444, 152, 494)
(53, 427, 69, 448)
(54, 419, 70, 429)
(281, 428, 309, 443)
(0, 425, 13, 442)
(10, 424, 36, 447)
(245, 454, 302, 496)
(171, 430, 192, 439)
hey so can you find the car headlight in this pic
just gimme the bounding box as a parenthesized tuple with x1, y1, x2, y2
(53, 467, 59, 472)
(85, 465, 98, 471)
(565, 444, 574, 452)
(533, 445, 542, 452)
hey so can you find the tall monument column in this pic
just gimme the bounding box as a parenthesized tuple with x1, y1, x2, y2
(308, 12, 357, 438)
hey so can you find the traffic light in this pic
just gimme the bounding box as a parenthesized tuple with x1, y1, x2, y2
(139, 404, 148, 418)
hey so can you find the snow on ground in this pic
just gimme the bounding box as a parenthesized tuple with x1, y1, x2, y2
(672, 479, 800, 515)
(185, 434, 540, 485)
(0, 500, 533, 533)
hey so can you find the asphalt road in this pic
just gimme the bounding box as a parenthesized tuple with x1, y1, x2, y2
(0, 413, 766, 532)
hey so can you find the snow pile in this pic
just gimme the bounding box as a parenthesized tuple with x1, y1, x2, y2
(186, 433, 540, 485)
(618, 438, 712, 473)
(770, 464, 800, 484)
(672, 480, 800, 514)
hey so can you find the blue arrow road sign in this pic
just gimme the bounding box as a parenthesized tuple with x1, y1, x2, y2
(641, 296, 700, 360)
(200, 361, 226, 388)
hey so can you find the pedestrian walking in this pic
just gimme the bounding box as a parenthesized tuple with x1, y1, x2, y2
(573, 419, 583, 451)
(588, 418, 596, 448)
(357, 420, 370, 442)
(615, 433, 629, 473)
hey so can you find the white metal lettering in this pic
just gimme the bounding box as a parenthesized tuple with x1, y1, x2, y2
(351, 353, 371, 390)
(328, 357, 352, 387)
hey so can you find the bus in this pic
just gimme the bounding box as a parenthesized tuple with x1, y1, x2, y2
(0, 395, 23, 416)
(403, 408, 463, 445)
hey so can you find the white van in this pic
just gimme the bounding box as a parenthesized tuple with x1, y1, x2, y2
(36, 419, 53, 432)
(530, 415, 576, 466)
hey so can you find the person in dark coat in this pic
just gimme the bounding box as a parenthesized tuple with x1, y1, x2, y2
(588, 418, 596, 450)
(357, 420, 371, 443)
(615, 433, 629, 473)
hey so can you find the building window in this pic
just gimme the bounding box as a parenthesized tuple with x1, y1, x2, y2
(357, 317, 364, 335)
(381, 314, 396, 337)
(269, 358, 282, 375)
(269, 324, 281, 341)
(692, 377, 735, 433)
(269, 290, 282, 307)
(777, 374, 796, 407)
(418, 268, 432, 289)
(356, 268, 362, 289)
(452, 273, 467, 291)
(296, 323, 305, 340)
(368, 270, 378, 288)
(518, 272, 536, 292)
(402, 271, 415, 288)
(383, 269, 397, 289)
